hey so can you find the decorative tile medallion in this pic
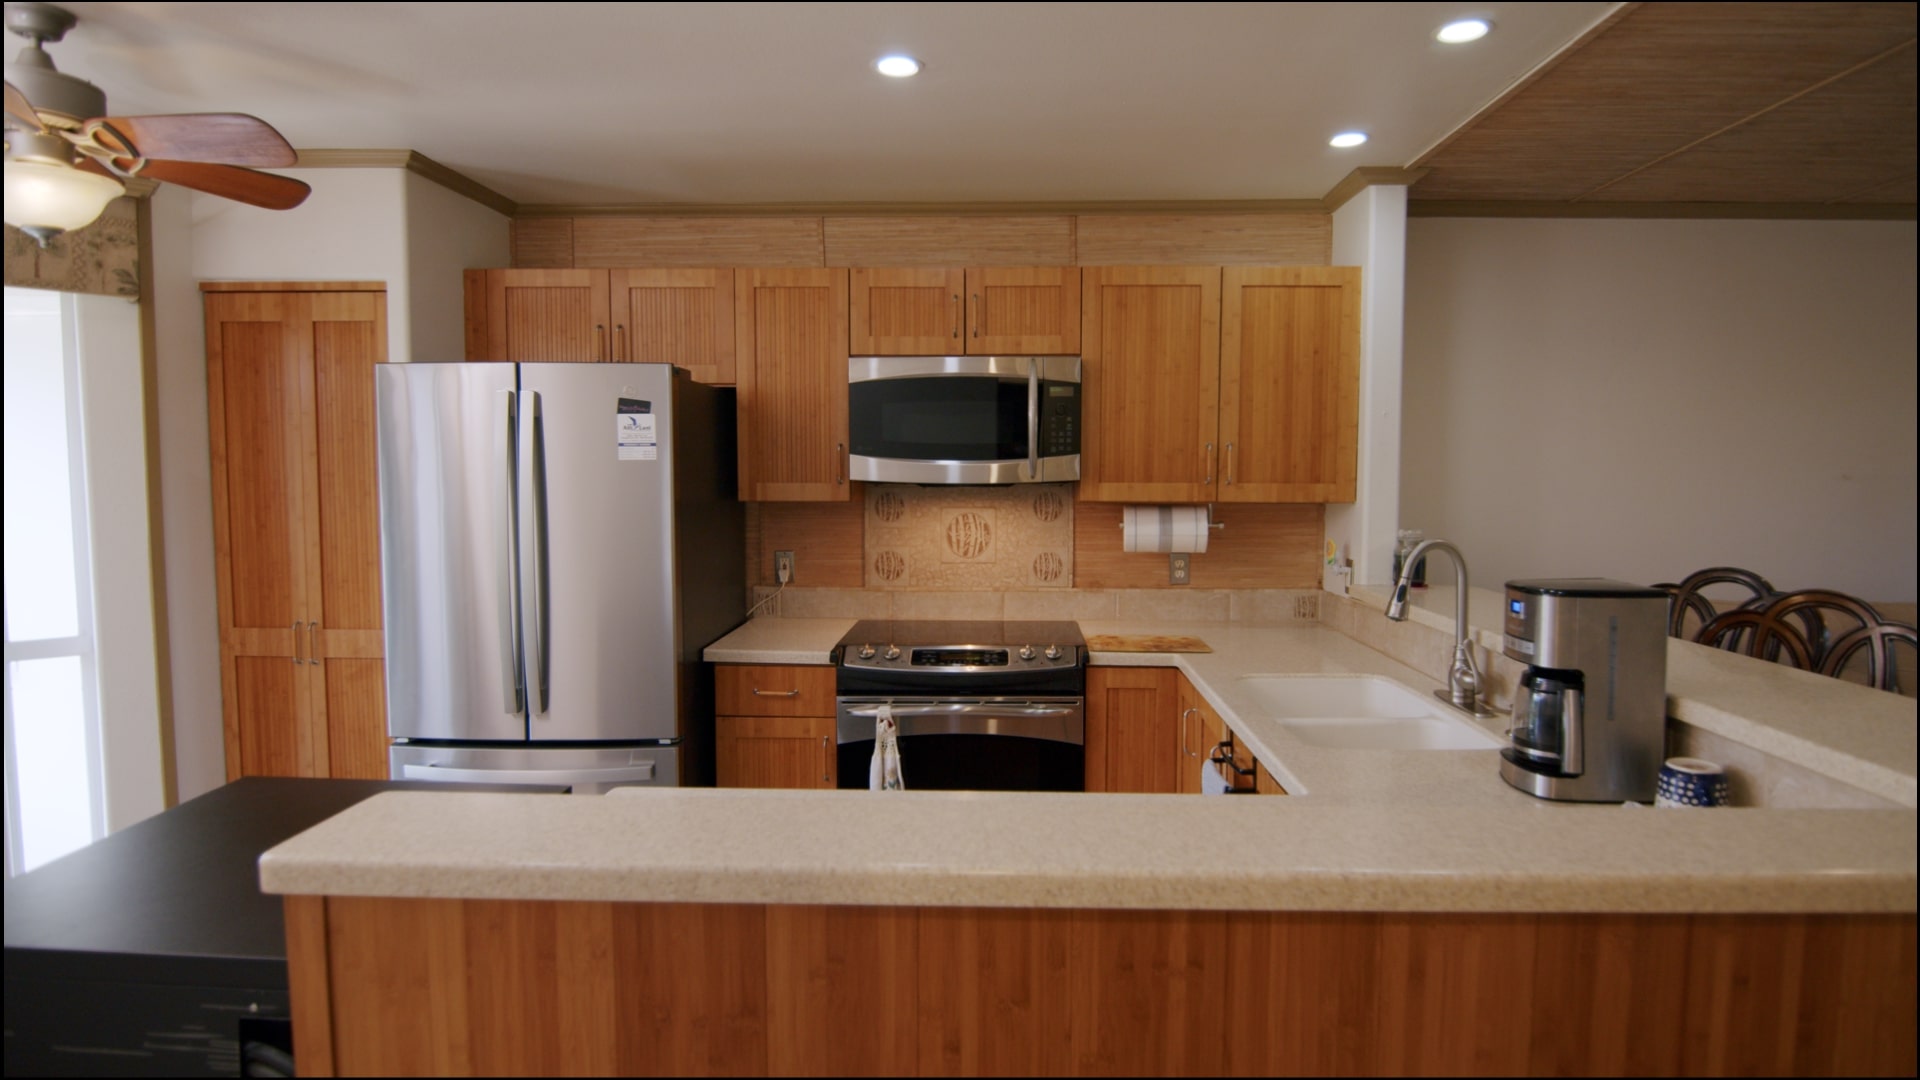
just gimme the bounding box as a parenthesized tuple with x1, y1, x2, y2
(864, 483, 1074, 589)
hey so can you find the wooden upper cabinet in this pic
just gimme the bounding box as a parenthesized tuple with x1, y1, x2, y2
(1220, 267, 1361, 503)
(966, 267, 1079, 354)
(468, 268, 611, 362)
(205, 286, 389, 782)
(1078, 266, 1222, 503)
(608, 268, 735, 382)
(849, 268, 964, 355)
(735, 268, 850, 501)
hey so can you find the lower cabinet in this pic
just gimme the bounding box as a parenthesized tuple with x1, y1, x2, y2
(715, 663, 838, 789)
(1087, 667, 1284, 795)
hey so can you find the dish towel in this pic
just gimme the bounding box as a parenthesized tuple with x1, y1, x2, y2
(1200, 755, 1232, 796)
(870, 703, 905, 791)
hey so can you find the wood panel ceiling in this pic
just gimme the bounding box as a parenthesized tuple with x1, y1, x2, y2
(1412, 2, 1917, 212)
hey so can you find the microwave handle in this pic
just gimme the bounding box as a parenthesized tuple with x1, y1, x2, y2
(1027, 358, 1040, 480)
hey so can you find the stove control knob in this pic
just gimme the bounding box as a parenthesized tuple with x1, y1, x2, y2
(1019, 644, 1036, 661)
(858, 644, 876, 660)
(884, 645, 902, 661)
(1044, 644, 1063, 661)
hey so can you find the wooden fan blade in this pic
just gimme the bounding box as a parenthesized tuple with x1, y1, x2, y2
(131, 159, 310, 210)
(6, 81, 44, 132)
(93, 113, 296, 167)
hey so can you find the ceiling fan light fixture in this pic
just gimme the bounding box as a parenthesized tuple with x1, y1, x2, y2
(875, 54, 921, 78)
(1436, 18, 1492, 44)
(1329, 131, 1369, 149)
(3, 131, 123, 245)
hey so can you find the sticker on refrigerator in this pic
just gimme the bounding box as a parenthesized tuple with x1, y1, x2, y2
(616, 398, 656, 461)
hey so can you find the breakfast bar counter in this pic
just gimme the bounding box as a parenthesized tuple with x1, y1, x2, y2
(260, 619, 1916, 1077)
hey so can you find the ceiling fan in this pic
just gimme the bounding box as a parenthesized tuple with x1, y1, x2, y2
(3, 1, 310, 246)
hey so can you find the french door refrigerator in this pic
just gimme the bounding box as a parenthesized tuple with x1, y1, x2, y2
(375, 362, 742, 791)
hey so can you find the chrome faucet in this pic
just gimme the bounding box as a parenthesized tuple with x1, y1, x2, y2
(1385, 539, 1495, 717)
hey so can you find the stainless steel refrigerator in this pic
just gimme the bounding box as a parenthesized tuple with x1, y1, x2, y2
(375, 362, 743, 791)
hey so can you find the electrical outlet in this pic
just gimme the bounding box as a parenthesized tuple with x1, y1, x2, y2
(773, 550, 794, 584)
(1169, 552, 1191, 585)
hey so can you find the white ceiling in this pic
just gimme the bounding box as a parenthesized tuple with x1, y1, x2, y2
(33, 2, 1616, 206)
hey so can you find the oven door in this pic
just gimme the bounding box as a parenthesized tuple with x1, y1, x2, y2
(847, 357, 1080, 484)
(835, 697, 1085, 792)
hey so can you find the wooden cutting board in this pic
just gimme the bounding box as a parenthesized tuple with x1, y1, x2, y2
(1084, 634, 1212, 653)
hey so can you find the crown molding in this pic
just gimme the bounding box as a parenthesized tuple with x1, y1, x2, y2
(513, 198, 1331, 219)
(293, 149, 518, 217)
(1408, 199, 1917, 221)
(1321, 167, 1431, 212)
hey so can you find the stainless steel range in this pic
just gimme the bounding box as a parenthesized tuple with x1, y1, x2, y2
(832, 620, 1087, 791)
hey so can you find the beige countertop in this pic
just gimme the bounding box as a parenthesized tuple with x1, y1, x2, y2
(259, 617, 1916, 913)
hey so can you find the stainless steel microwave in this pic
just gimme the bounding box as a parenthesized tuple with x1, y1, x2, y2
(848, 356, 1081, 484)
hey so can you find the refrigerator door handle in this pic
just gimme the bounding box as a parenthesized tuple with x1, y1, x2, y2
(399, 762, 656, 787)
(501, 390, 524, 715)
(527, 390, 551, 715)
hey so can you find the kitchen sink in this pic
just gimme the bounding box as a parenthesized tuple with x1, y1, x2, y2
(1236, 675, 1505, 751)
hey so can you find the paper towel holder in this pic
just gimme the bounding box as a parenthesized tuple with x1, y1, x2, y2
(1118, 506, 1223, 585)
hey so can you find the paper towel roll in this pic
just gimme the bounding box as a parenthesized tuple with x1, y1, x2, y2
(1122, 505, 1211, 554)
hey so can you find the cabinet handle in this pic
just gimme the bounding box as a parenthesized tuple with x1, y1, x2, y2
(594, 324, 606, 361)
(951, 294, 961, 338)
(614, 323, 627, 362)
(1225, 442, 1235, 486)
(291, 620, 303, 664)
(1180, 707, 1201, 758)
(308, 621, 320, 665)
(971, 293, 982, 337)
(752, 687, 802, 698)
(822, 735, 831, 785)
(836, 442, 846, 485)
(1203, 442, 1215, 486)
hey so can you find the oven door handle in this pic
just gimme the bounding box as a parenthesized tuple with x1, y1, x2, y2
(835, 702, 1085, 746)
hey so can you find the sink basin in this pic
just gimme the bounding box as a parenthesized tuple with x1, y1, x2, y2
(1237, 675, 1505, 751)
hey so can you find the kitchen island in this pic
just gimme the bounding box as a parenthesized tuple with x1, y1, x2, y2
(261, 619, 1915, 1076)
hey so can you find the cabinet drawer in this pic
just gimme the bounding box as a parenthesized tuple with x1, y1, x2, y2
(716, 664, 837, 716)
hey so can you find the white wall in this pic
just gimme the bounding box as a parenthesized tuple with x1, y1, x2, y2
(404, 171, 510, 360)
(149, 185, 225, 800)
(189, 168, 412, 360)
(1401, 217, 1918, 603)
(1325, 185, 1408, 589)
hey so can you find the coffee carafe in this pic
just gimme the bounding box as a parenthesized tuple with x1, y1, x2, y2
(1500, 579, 1668, 802)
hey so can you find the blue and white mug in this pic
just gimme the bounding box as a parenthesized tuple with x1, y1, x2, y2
(1655, 757, 1730, 808)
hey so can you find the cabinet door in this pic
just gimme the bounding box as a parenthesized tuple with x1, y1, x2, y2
(207, 288, 390, 782)
(206, 291, 316, 778)
(716, 716, 837, 788)
(1078, 267, 1221, 503)
(850, 268, 964, 355)
(609, 268, 735, 383)
(477, 269, 611, 362)
(304, 291, 390, 779)
(735, 268, 850, 501)
(965, 267, 1079, 355)
(716, 664, 838, 717)
(1176, 675, 1207, 794)
(1220, 267, 1360, 502)
(1085, 667, 1179, 793)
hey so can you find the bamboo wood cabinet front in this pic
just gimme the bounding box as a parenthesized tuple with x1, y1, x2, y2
(1079, 265, 1360, 503)
(283, 894, 1917, 1077)
(715, 664, 838, 789)
(849, 267, 1081, 355)
(204, 286, 389, 780)
(463, 267, 735, 381)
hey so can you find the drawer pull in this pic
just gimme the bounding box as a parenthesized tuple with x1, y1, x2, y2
(752, 687, 802, 698)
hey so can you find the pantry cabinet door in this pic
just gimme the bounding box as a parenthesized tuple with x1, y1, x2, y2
(966, 267, 1080, 355)
(609, 268, 735, 382)
(850, 268, 965, 355)
(1078, 267, 1221, 503)
(1220, 267, 1360, 503)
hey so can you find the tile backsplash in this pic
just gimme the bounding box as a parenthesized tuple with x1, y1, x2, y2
(749, 586, 1326, 625)
(864, 484, 1073, 590)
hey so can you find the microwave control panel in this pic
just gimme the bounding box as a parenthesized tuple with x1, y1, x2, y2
(1040, 382, 1080, 456)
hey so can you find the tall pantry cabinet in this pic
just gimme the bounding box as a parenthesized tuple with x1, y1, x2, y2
(203, 284, 389, 780)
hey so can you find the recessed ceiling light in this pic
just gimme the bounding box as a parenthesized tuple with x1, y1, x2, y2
(1329, 132, 1369, 149)
(875, 55, 921, 78)
(1436, 18, 1491, 44)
